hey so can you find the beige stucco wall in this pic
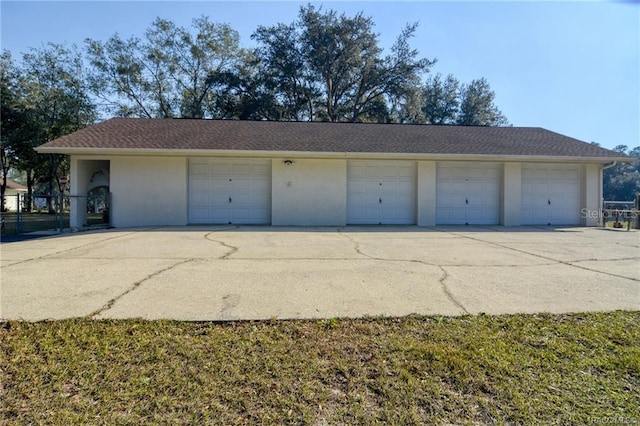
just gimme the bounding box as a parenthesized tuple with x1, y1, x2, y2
(271, 158, 347, 226)
(417, 161, 436, 226)
(583, 163, 601, 226)
(69, 155, 605, 229)
(501, 162, 522, 226)
(110, 156, 188, 227)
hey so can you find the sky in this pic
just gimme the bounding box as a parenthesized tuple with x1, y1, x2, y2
(1, 1, 638, 150)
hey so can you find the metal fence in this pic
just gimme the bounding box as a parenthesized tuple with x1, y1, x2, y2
(1, 193, 111, 236)
(602, 200, 639, 230)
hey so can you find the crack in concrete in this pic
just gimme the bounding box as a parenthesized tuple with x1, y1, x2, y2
(437, 265, 469, 314)
(435, 229, 640, 282)
(88, 258, 195, 318)
(204, 231, 239, 259)
(337, 228, 469, 314)
(0, 231, 140, 268)
(336, 228, 374, 260)
(570, 256, 640, 263)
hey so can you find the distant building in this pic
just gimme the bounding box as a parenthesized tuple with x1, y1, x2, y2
(1, 179, 27, 212)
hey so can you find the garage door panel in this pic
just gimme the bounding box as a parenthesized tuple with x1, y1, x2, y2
(366, 209, 381, 221)
(210, 192, 230, 204)
(211, 164, 231, 176)
(191, 177, 210, 194)
(437, 167, 453, 180)
(468, 166, 499, 180)
(395, 166, 416, 178)
(468, 180, 498, 194)
(189, 158, 271, 224)
(252, 180, 271, 195)
(467, 208, 490, 224)
(349, 165, 365, 178)
(467, 194, 485, 207)
(523, 167, 546, 179)
(548, 169, 564, 180)
(436, 181, 450, 193)
(450, 166, 468, 179)
(466, 208, 483, 222)
(349, 193, 365, 205)
(211, 177, 228, 191)
(436, 208, 466, 225)
(231, 164, 253, 175)
(231, 207, 252, 222)
(548, 185, 566, 197)
(347, 161, 416, 225)
(232, 193, 252, 205)
(364, 165, 382, 177)
(190, 162, 209, 176)
(521, 197, 536, 209)
(532, 182, 547, 194)
(208, 206, 229, 222)
(365, 193, 382, 206)
(451, 181, 467, 194)
(347, 181, 363, 193)
(381, 208, 410, 223)
(521, 164, 582, 226)
(191, 194, 209, 205)
(449, 194, 467, 207)
(190, 207, 210, 221)
(380, 166, 397, 177)
(394, 194, 414, 207)
(436, 162, 500, 225)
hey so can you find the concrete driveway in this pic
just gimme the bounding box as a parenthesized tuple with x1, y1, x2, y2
(1, 226, 638, 321)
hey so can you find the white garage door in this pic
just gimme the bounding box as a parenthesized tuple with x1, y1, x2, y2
(521, 164, 581, 226)
(436, 162, 501, 225)
(189, 158, 271, 224)
(347, 161, 416, 225)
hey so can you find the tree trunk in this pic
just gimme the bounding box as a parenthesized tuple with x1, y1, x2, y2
(25, 170, 35, 213)
(0, 181, 6, 213)
(47, 156, 56, 214)
(1, 147, 9, 212)
(47, 179, 55, 213)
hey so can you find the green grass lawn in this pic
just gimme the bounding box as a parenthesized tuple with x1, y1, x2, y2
(1, 312, 638, 425)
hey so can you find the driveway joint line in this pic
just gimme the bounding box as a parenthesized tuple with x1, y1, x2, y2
(88, 258, 195, 318)
(203, 257, 557, 267)
(435, 229, 640, 282)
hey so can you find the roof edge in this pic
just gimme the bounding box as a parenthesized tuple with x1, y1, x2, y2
(35, 146, 634, 164)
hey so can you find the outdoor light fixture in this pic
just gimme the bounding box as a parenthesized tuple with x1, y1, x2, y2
(283, 160, 294, 166)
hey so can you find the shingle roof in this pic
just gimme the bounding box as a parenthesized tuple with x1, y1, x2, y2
(1, 179, 27, 191)
(37, 117, 624, 159)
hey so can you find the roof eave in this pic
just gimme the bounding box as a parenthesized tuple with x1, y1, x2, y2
(34, 146, 632, 164)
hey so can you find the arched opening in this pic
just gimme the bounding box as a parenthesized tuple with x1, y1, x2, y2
(70, 159, 110, 229)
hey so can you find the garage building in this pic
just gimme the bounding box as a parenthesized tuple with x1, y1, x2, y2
(35, 118, 627, 228)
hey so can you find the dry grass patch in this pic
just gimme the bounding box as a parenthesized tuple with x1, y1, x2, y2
(1, 312, 638, 424)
